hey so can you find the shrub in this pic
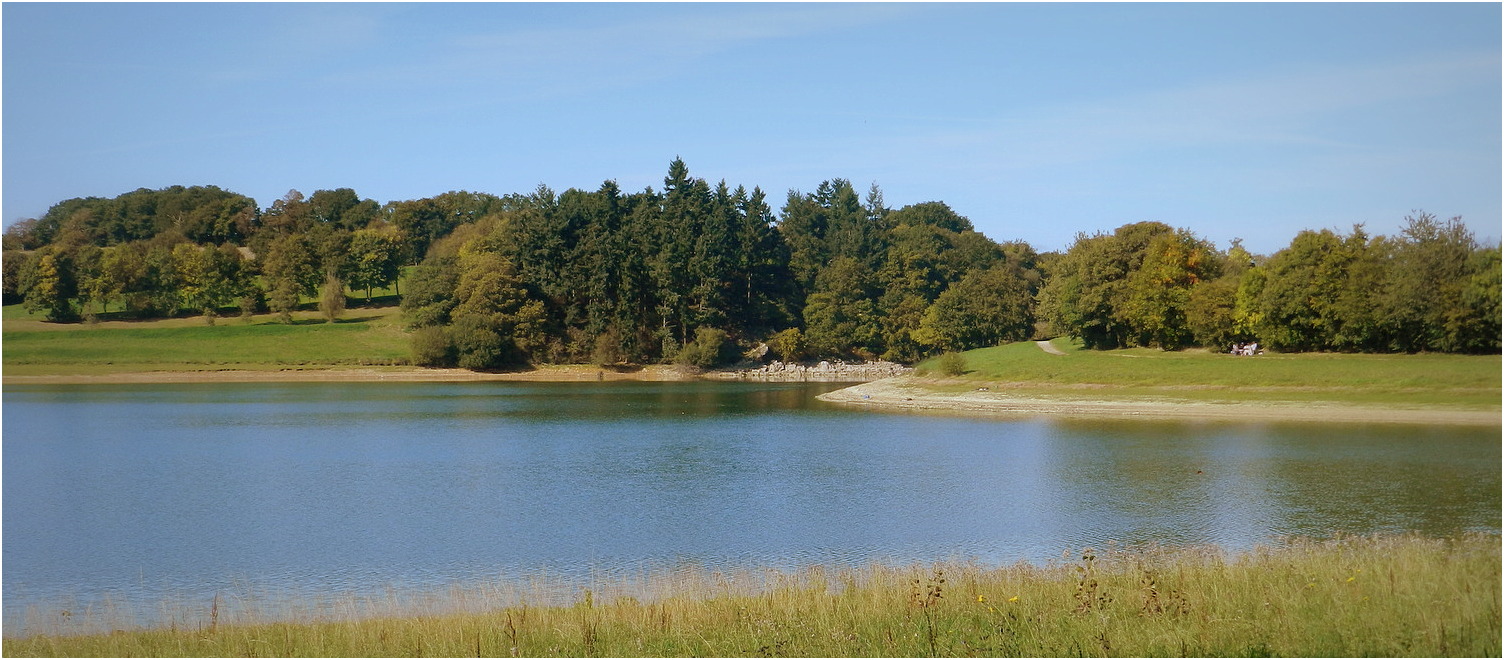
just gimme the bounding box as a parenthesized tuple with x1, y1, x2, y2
(319, 274, 346, 323)
(451, 314, 516, 369)
(676, 327, 731, 368)
(410, 326, 455, 367)
(592, 327, 625, 367)
(768, 327, 806, 362)
(937, 351, 967, 376)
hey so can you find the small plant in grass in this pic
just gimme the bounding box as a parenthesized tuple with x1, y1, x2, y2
(909, 569, 945, 656)
(238, 290, 264, 323)
(319, 274, 345, 323)
(937, 351, 967, 376)
(1071, 549, 1112, 614)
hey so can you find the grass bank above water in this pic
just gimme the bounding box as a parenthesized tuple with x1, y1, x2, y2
(4, 534, 1498, 657)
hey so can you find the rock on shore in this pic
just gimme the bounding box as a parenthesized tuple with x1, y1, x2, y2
(713, 360, 912, 382)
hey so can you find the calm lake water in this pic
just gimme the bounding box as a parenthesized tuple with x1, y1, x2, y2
(3, 381, 1499, 632)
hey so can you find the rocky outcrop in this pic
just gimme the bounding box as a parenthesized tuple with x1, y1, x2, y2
(712, 360, 912, 382)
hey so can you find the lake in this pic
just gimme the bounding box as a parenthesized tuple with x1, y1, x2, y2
(3, 380, 1499, 633)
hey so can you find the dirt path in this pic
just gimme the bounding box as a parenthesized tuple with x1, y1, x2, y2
(817, 376, 1500, 426)
(1036, 340, 1068, 356)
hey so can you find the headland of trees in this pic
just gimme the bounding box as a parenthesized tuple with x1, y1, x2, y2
(5, 158, 1500, 373)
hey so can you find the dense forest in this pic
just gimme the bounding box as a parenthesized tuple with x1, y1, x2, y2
(4, 159, 1499, 367)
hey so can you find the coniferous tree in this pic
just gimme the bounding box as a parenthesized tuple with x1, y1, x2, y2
(777, 189, 829, 301)
(735, 186, 794, 332)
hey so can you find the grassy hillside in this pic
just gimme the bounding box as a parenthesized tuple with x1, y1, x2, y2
(2, 304, 411, 376)
(914, 339, 1501, 409)
(4, 534, 1497, 657)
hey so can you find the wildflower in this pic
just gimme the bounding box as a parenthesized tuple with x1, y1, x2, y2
(1346, 576, 1356, 582)
(976, 595, 986, 603)
(1008, 596, 1020, 603)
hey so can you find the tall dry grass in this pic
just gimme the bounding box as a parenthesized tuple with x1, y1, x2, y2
(5, 533, 1498, 657)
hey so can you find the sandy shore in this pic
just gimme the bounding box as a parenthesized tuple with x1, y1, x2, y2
(2, 364, 701, 385)
(817, 376, 1501, 426)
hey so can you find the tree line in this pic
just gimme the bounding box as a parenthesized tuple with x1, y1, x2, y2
(4, 160, 1498, 366)
(1038, 216, 1500, 354)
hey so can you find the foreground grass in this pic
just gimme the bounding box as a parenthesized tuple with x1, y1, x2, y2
(5, 534, 1498, 657)
(915, 339, 1501, 409)
(2, 304, 411, 376)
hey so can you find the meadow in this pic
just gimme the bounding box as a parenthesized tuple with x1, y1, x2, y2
(2, 302, 411, 376)
(4, 534, 1497, 657)
(913, 339, 1502, 409)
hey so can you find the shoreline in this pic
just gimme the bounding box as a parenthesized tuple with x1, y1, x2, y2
(817, 376, 1502, 426)
(0, 364, 706, 385)
(7, 367, 1498, 426)
(2, 361, 907, 386)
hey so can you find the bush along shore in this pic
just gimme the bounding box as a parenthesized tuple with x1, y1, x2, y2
(4, 534, 1498, 657)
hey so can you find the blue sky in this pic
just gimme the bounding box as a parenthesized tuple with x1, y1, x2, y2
(4, 2, 1499, 254)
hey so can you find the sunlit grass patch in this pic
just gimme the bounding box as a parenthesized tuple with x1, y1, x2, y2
(2, 305, 411, 375)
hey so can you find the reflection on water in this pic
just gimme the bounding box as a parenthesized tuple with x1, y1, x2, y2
(3, 381, 1498, 631)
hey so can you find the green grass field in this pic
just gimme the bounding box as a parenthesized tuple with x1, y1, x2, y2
(914, 339, 1501, 409)
(2, 303, 411, 375)
(4, 534, 1497, 657)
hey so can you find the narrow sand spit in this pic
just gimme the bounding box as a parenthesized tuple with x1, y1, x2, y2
(817, 377, 1501, 426)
